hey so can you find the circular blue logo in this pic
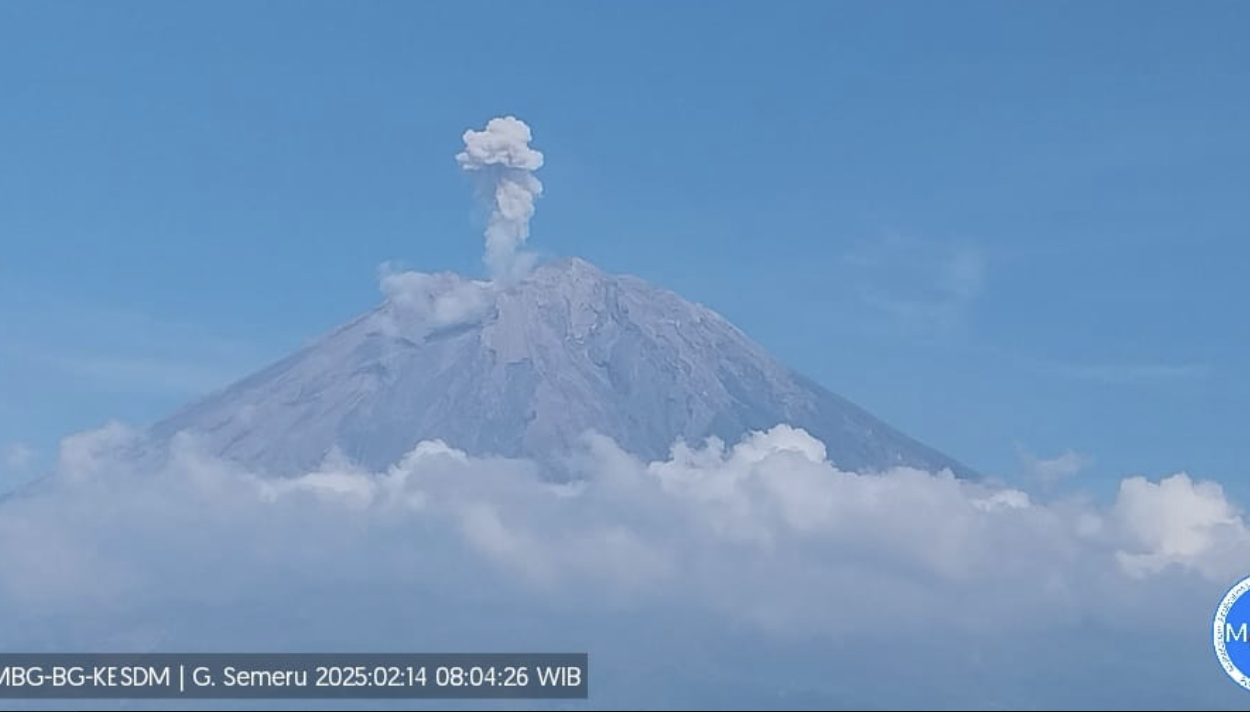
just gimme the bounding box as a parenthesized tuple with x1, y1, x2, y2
(1215, 575, 1250, 691)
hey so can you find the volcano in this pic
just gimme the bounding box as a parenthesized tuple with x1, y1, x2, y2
(150, 258, 974, 478)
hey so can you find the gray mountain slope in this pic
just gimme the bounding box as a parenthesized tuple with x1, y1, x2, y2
(150, 258, 975, 478)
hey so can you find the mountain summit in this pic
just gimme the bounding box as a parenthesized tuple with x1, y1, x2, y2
(151, 258, 973, 478)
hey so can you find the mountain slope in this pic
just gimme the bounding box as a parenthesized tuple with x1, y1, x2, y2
(151, 258, 974, 478)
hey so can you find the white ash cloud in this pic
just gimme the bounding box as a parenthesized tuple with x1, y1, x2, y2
(374, 116, 543, 327)
(456, 116, 544, 281)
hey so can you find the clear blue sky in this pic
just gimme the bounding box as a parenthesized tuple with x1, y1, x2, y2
(1, 1, 1246, 496)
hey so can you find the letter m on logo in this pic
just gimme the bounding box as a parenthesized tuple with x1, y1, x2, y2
(1227, 622, 1248, 643)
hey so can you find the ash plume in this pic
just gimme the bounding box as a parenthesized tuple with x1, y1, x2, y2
(456, 116, 545, 280)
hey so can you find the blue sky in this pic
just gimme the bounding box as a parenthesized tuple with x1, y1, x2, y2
(1, 1, 1247, 497)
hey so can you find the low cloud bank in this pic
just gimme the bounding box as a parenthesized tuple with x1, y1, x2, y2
(1, 424, 1246, 708)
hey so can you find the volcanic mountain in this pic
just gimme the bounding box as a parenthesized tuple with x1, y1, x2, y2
(151, 258, 974, 478)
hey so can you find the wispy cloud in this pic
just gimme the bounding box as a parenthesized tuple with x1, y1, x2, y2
(2, 442, 35, 474)
(0, 294, 268, 398)
(48, 353, 249, 396)
(843, 234, 985, 332)
(1050, 361, 1212, 384)
(1019, 447, 1091, 485)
